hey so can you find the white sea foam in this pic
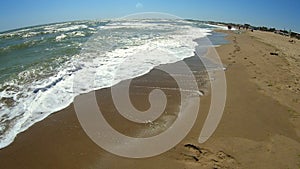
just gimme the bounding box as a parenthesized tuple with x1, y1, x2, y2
(55, 34, 67, 41)
(56, 25, 88, 32)
(68, 31, 85, 37)
(206, 23, 237, 30)
(0, 19, 214, 149)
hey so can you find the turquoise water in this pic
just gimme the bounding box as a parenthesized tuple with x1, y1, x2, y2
(0, 21, 105, 84)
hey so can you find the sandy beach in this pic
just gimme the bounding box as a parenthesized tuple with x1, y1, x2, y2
(0, 29, 299, 169)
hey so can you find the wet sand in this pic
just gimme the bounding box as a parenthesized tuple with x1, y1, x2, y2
(0, 30, 300, 169)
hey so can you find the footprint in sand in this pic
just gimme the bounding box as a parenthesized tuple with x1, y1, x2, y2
(180, 143, 239, 169)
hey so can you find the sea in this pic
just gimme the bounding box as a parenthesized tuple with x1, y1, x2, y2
(0, 19, 228, 149)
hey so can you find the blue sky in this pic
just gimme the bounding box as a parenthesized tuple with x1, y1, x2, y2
(0, 0, 299, 32)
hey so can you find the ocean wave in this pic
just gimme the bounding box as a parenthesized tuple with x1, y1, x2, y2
(56, 25, 88, 32)
(0, 19, 215, 149)
(0, 21, 95, 40)
(0, 40, 38, 52)
(55, 34, 67, 41)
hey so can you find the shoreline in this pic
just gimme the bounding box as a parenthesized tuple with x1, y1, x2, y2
(0, 29, 223, 150)
(0, 53, 212, 168)
(0, 30, 300, 168)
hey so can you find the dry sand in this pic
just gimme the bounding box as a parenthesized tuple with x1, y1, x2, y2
(0, 30, 299, 169)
